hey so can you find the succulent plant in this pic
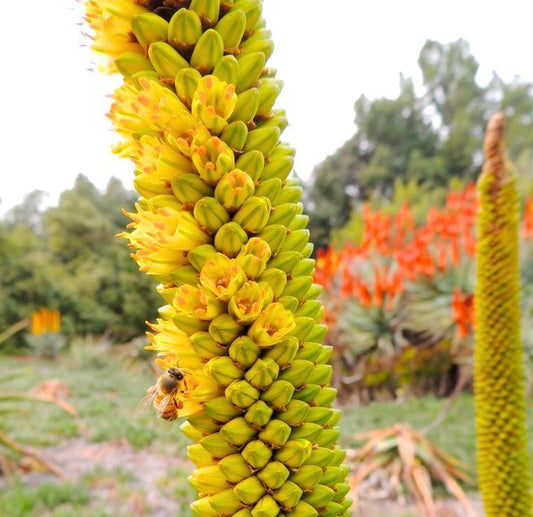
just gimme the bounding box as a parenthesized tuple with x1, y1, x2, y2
(85, 1, 352, 516)
(474, 113, 533, 517)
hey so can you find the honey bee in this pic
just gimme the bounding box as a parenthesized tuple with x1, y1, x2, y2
(137, 367, 192, 421)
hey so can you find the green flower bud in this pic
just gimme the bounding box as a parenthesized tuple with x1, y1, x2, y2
(189, 465, 230, 495)
(292, 384, 321, 403)
(234, 476, 267, 505)
(181, 420, 205, 442)
(257, 224, 287, 256)
(229, 88, 261, 124)
(294, 300, 323, 321)
(289, 465, 323, 492)
(257, 461, 290, 490)
(305, 324, 328, 342)
(244, 357, 279, 390)
(203, 396, 243, 423)
(315, 428, 341, 448)
(209, 313, 244, 344)
(190, 29, 224, 74)
(131, 13, 169, 51)
(239, 29, 274, 59)
(236, 150, 264, 182)
(340, 497, 353, 512)
(192, 377, 224, 402)
(188, 443, 218, 468)
(148, 41, 189, 79)
(276, 186, 303, 206)
(289, 423, 322, 443)
(258, 419, 291, 449)
(289, 318, 315, 342)
(169, 265, 200, 287)
(194, 197, 231, 234)
(267, 251, 302, 274)
(172, 312, 210, 335)
(261, 156, 294, 183)
(172, 173, 214, 204)
(304, 284, 322, 301)
(302, 485, 335, 509)
(282, 277, 313, 299)
(254, 179, 283, 205)
(278, 360, 314, 388)
(274, 439, 312, 469)
(234, 510, 253, 517)
(190, 496, 221, 517)
(209, 488, 243, 515)
(268, 203, 298, 226)
(329, 448, 347, 467)
(244, 126, 280, 156)
(200, 432, 237, 458)
(285, 501, 318, 517)
(261, 379, 295, 411)
(188, 412, 221, 434)
(258, 269, 287, 299)
(215, 170, 255, 212)
(291, 259, 315, 278)
(205, 356, 244, 386)
(213, 54, 240, 87)
(288, 214, 310, 231)
(175, 67, 202, 108)
(156, 283, 178, 304)
(319, 501, 343, 517)
(218, 453, 253, 483)
(190, 331, 227, 360)
(276, 399, 310, 427)
(301, 243, 314, 258)
(242, 439, 273, 469)
(189, 0, 220, 25)
(130, 70, 162, 89)
(188, 244, 218, 272)
(229, 336, 261, 368)
(225, 379, 260, 409)
(245, 400, 274, 428)
(277, 295, 299, 313)
(304, 448, 334, 468)
(235, 0, 261, 34)
(220, 121, 249, 152)
(306, 364, 332, 386)
(237, 52, 266, 93)
(256, 79, 283, 118)
(294, 342, 322, 362)
(252, 494, 281, 517)
(320, 467, 345, 486)
(220, 416, 257, 446)
(325, 409, 342, 428)
(214, 8, 246, 52)
(168, 8, 202, 51)
(273, 480, 303, 511)
(263, 337, 299, 368)
(236, 237, 271, 278)
(233, 196, 272, 234)
(315, 345, 333, 364)
(306, 407, 334, 426)
(331, 483, 350, 502)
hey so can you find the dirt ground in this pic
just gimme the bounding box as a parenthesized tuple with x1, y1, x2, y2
(26, 439, 484, 517)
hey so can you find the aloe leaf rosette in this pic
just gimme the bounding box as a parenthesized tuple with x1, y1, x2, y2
(474, 113, 533, 517)
(85, 1, 352, 516)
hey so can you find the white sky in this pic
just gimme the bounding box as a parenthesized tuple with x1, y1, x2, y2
(1, 1, 532, 215)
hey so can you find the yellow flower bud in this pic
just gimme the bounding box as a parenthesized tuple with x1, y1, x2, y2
(248, 302, 296, 347)
(200, 253, 247, 302)
(174, 284, 225, 321)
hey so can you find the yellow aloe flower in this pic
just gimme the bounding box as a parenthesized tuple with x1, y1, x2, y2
(248, 302, 296, 347)
(228, 281, 270, 324)
(199, 253, 247, 302)
(191, 75, 237, 134)
(174, 285, 225, 321)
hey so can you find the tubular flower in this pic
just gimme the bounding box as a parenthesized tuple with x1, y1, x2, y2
(474, 113, 533, 517)
(86, 1, 353, 516)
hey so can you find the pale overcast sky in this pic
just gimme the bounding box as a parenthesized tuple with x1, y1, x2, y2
(1, 1, 532, 214)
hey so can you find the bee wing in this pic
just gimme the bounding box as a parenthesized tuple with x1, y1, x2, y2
(134, 385, 157, 418)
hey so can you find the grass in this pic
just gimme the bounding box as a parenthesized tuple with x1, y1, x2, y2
(1, 341, 531, 515)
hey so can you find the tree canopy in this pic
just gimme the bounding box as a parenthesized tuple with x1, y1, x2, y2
(307, 39, 533, 246)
